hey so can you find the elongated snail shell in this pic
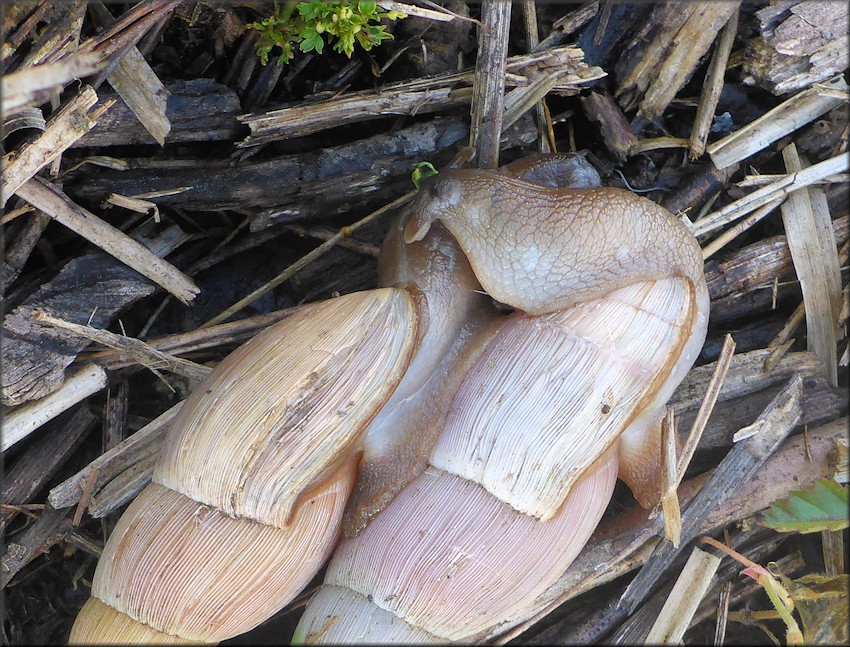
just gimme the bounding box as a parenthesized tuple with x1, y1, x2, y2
(294, 165, 709, 642)
(70, 211, 486, 643)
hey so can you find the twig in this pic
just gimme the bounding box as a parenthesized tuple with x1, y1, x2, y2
(2, 363, 107, 453)
(469, 0, 512, 168)
(14, 176, 199, 304)
(521, 0, 552, 153)
(202, 190, 416, 327)
(33, 309, 211, 384)
(689, 8, 739, 159)
(714, 581, 733, 646)
(706, 75, 848, 169)
(692, 153, 849, 237)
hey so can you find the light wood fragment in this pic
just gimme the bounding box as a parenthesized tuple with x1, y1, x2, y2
(0, 52, 102, 116)
(48, 402, 182, 509)
(1, 86, 109, 206)
(469, 0, 511, 168)
(689, 8, 738, 159)
(780, 143, 843, 385)
(15, 176, 199, 304)
(616, 2, 740, 124)
(742, 1, 850, 95)
(693, 152, 849, 237)
(103, 46, 170, 145)
(1, 363, 107, 452)
(706, 75, 847, 169)
(644, 546, 722, 644)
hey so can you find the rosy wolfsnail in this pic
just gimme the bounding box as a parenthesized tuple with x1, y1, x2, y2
(69, 154, 708, 644)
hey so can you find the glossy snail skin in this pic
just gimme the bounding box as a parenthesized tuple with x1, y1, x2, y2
(295, 160, 708, 643)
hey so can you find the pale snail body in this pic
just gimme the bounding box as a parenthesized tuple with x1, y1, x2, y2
(70, 155, 708, 644)
(295, 164, 708, 642)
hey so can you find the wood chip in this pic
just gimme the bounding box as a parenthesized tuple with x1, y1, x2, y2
(1, 86, 110, 206)
(1, 363, 107, 453)
(644, 546, 722, 644)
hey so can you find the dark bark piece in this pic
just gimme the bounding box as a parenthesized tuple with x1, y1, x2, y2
(1, 223, 191, 407)
(2, 211, 51, 294)
(0, 407, 97, 535)
(66, 117, 471, 219)
(580, 91, 637, 161)
(741, 1, 849, 95)
(679, 375, 848, 452)
(704, 215, 849, 301)
(0, 504, 71, 588)
(74, 79, 243, 147)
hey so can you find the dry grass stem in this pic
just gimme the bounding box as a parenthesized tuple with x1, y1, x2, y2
(675, 334, 736, 484)
(701, 198, 784, 260)
(660, 408, 681, 547)
(645, 546, 722, 644)
(83, 307, 300, 370)
(779, 143, 843, 385)
(32, 310, 212, 384)
(692, 152, 849, 237)
(706, 75, 847, 169)
(15, 176, 199, 304)
(202, 190, 416, 327)
(2, 363, 108, 453)
(714, 581, 733, 646)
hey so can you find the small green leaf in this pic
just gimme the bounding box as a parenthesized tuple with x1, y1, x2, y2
(762, 479, 849, 534)
(412, 162, 438, 188)
(300, 29, 324, 54)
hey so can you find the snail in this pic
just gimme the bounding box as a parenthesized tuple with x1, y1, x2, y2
(69, 154, 708, 644)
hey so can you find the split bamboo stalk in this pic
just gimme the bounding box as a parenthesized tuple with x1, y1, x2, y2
(644, 547, 722, 644)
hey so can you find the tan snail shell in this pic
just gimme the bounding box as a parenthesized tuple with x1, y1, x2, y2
(294, 164, 708, 642)
(70, 155, 708, 644)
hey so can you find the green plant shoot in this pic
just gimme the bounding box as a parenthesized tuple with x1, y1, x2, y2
(249, 1, 407, 66)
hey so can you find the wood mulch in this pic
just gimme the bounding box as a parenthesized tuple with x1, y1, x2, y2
(2, 1, 847, 644)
